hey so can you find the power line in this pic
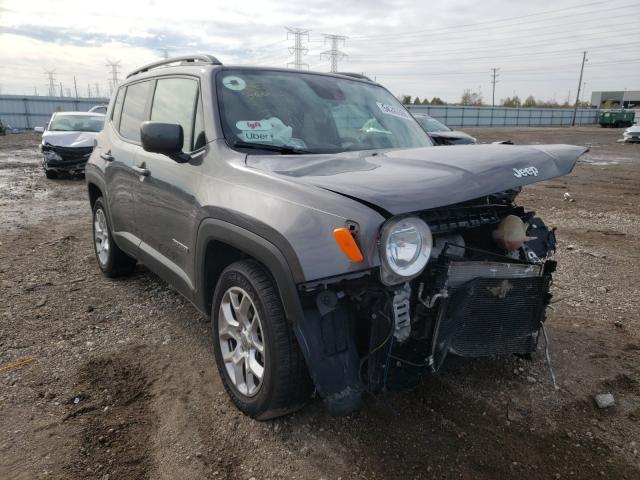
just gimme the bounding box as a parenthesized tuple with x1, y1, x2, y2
(286, 27, 310, 70)
(349, 0, 636, 42)
(349, 40, 640, 65)
(490, 68, 500, 107)
(321, 34, 347, 73)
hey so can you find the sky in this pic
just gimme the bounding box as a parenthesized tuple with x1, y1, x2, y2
(0, 0, 638, 103)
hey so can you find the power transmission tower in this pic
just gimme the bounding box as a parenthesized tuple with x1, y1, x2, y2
(159, 48, 169, 59)
(73, 76, 79, 98)
(286, 27, 310, 70)
(490, 68, 500, 107)
(59, 82, 63, 97)
(571, 51, 587, 126)
(95, 83, 101, 98)
(321, 34, 347, 73)
(106, 59, 122, 92)
(88, 84, 92, 98)
(44, 70, 56, 97)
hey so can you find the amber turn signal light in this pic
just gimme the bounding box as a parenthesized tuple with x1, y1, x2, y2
(333, 227, 364, 263)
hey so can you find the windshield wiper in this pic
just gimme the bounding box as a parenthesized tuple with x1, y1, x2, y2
(230, 140, 313, 155)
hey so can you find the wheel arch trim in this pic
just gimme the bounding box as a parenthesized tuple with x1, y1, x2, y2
(194, 218, 304, 323)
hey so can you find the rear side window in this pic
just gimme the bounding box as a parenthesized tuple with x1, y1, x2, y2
(150, 78, 199, 152)
(120, 81, 152, 142)
(111, 87, 125, 129)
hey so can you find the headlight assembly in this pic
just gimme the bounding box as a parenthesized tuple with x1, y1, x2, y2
(379, 216, 432, 285)
(43, 149, 62, 161)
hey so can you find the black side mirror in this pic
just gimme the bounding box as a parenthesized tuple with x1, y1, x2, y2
(140, 121, 189, 162)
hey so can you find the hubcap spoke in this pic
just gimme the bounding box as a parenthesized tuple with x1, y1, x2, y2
(218, 286, 265, 397)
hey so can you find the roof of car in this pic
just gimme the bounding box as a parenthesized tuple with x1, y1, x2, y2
(124, 54, 379, 85)
(52, 111, 105, 117)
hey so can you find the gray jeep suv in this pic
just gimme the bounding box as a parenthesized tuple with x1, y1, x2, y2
(86, 55, 586, 419)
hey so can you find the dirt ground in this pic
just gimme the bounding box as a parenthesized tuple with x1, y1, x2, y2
(1, 128, 639, 480)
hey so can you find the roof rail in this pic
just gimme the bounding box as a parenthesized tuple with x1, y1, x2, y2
(126, 54, 222, 78)
(335, 72, 373, 82)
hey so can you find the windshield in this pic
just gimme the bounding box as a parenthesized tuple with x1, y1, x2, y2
(217, 69, 432, 154)
(414, 115, 451, 133)
(48, 115, 104, 132)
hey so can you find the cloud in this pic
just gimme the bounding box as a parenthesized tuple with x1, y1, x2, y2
(0, 0, 638, 101)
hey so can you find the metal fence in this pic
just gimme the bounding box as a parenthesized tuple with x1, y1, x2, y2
(0, 95, 110, 130)
(1, 94, 599, 130)
(406, 105, 598, 128)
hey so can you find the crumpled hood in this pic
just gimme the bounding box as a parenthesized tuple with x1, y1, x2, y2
(247, 144, 587, 215)
(42, 131, 98, 148)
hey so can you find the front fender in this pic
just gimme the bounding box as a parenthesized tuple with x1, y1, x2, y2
(194, 218, 304, 323)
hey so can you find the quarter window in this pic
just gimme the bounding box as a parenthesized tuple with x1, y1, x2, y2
(150, 78, 199, 152)
(119, 81, 152, 142)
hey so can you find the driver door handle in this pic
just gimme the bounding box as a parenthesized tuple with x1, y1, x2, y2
(132, 164, 150, 176)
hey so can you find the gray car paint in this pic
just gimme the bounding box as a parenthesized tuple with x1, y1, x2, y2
(86, 64, 587, 322)
(246, 143, 587, 215)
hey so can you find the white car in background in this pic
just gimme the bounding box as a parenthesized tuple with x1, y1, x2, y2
(623, 123, 640, 143)
(41, 111, 105, 179)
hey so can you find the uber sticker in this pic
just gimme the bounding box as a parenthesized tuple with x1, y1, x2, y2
(236, 120, 271, 131)
(376, 102, 411, 120)
(242, 131, 273, 142)
(223, 76, 246, 91)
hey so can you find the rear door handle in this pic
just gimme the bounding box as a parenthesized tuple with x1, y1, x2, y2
(100, 151, 114, 162)
(132, 165, 150, 176)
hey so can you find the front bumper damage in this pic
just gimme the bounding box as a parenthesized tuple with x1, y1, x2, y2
(294, 207, 557, 415)
(42, 144, 93, 174)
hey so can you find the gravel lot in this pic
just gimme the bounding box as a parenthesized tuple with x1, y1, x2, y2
(1, 128, 639, 480)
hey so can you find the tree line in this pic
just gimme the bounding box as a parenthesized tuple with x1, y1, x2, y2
(399, 90, 591, 108)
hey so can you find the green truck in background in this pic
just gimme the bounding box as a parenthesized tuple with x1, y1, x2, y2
(598, 110, 635, 128)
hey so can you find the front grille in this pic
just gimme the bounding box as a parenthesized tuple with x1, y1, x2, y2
(432, 268, 549, 368)
(50, 145, 93, 161)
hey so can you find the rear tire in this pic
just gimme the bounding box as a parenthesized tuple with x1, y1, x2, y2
(92, 197, 136, 278)
(212, 259, 312, 420)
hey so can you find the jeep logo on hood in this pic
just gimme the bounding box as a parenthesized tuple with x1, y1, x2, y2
(513, 166, 539, 178)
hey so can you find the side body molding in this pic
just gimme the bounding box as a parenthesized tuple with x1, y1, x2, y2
(194, 218, 304, 323)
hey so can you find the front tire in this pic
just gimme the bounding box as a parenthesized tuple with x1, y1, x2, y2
(212, 260, 312, 420)
(92, 197, 136, 277)
(45, 169, 58, 179)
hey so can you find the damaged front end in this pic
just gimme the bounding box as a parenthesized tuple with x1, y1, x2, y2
(294, 192, 558, 415)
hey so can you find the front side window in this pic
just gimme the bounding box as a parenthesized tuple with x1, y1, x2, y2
(217, 69, 432, 154)
(48, 114, 104, 132)
(151, 78, 199, 152)
(120, 81, 152, 142)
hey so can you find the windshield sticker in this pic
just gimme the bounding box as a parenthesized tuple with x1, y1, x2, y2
(242, 131, 273, 142)
(376, 102, 412, 120)
(236, 120, 272, 131)
(223, 76, 246, 91)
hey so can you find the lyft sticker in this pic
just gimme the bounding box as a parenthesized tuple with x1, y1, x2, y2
(236, 120, 271, 131)
(376, 102, 411, 120)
